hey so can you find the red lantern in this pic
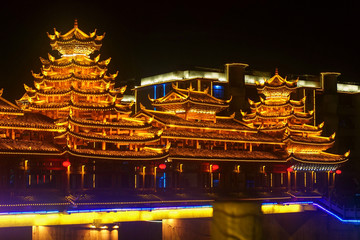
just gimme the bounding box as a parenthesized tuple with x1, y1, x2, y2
(336, 170, 342, 174)
(159, 164, 166, 170)
(62, 160, 71, 168)
(212, 164, 219, 171)
(287, 167, 293, 172)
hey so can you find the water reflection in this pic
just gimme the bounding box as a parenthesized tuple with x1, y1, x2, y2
(1, 212, 359, 240)
(31, 222, 162, 240)
(33, 225, 119, 240)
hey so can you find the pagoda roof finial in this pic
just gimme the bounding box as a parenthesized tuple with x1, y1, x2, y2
(275, 68, 279, 75)
(74, 19, 78, 29)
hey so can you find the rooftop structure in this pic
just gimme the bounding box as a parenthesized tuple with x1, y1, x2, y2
(0, 22, 352, 199)
(135, 70, 348, 192)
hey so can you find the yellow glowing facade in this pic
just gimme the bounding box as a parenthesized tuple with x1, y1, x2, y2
(0, 22, 348, 194)
(14, 21, 166, 160)
(137, 71, 348, 168)
(135, 69, 348, 192)
(0, 202, 316, 228)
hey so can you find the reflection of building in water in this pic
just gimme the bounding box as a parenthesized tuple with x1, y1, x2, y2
(0, 21, 356, 197)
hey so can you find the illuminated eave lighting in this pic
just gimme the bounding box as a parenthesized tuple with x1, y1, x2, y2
(61, 53, 88, 57)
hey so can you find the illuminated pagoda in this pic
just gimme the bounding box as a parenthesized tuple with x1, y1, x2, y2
(0, 21, 349, 196)
(240, 70, 349, 192)
(8, 20, 167, 189)
(135, 70, 349, 193)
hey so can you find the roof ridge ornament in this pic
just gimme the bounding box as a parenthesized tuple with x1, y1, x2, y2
(74, 19, 78, 29)
(344, 150, 350, 157)
(275, 68, 279, 75)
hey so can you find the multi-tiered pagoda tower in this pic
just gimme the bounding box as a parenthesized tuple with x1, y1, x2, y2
(8, 21, 167, 190)
(242, 70, 349, 191)
(17, 20, 166, 158)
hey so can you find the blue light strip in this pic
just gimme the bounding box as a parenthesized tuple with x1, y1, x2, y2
(162, 83, 166, 97)
(0, 210, 59, 215)
(262, 201, 360, 225)
(313, 203, 360, 224)
(66, 205, 212, 214)
(282, 201, 314, 205)
(262, 202, 279, 205)
(154, 85, 157, 99)
(0, 205, 212, 215)
(163, 173, 166, 188)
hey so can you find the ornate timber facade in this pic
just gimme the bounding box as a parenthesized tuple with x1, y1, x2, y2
(0, 22, 348, 195)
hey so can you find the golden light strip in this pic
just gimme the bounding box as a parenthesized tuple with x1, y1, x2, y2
(291, 156, 347, 165)
(67, 131, 160, 144)
(69, 118, 150, 130)
(0, 207, 212, 228)
(67, 150, 168, 161)
(0, 202, 316, 228)
(0, 125, 65, 132)
(163, 135, 284, 145)
(168, 157, 290, 163)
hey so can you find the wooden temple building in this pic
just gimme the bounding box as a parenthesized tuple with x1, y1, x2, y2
(0, 22, 349, 196)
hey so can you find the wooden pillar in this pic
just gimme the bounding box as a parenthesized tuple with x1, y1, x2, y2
(287, 171, 291, 191)
(142, 166, 146, 190)
(304, 172, 307, 191)
(66, 164, 71, 192)
(249, 143, 252, 152)
(134, 167, 138, 189)
(102, 142, 106, 151)
(179, 163, 183, 190)
(92, 161, 96, 189)
(154, 167, 157, 192)
(81, 165, 85, 190)
(313, 89, 316, 126)
(294, 171, 297, 191)
(210, 165, 213, 189)
(311, 171, 314, 190)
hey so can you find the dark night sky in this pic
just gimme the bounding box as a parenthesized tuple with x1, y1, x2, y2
(1, 0, 358, 100)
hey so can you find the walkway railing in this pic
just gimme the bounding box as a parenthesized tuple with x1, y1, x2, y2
(317, 197, 360, 219)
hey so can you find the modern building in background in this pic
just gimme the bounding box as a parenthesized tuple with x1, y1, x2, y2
(0, 22, 357, 199)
